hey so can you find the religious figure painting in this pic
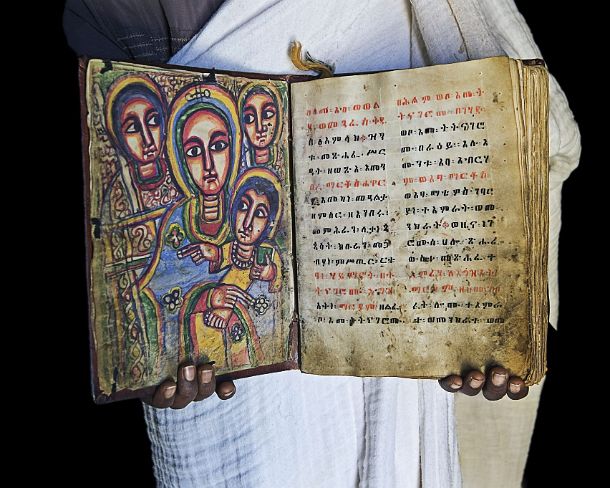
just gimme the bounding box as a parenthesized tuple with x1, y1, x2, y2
(84, 60, 295, 400)
(238, 82, 287, 176)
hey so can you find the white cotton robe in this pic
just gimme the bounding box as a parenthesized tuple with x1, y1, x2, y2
(144, 1, 580, 487)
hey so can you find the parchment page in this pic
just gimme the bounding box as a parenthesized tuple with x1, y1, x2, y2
(292, 57, 530, 377)
(86, 60, 297, 401)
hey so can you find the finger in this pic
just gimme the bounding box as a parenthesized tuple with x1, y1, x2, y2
(193, 255, 204, 265)
(212, 315, 225, 329)
(482, 366, 509, 401)
(226, 292, 250, 308)
(459, 370, 486, 396)
(507, 376, 529, 401)
(265, 253, 272, 265)
(195, 363, 216, 401)
(235, 295, 253, 308)
(171, 363, 198, 409)
(227, 288, 253, 305)
(177, 245, 198, 258)
(226, 287, 247, 297)
(150, 379, 177, 408)
(216, 380, 236, 400)
(225, 290, 242, 301)
(439, 374, 463, 393)
(235, 288, 254, 305)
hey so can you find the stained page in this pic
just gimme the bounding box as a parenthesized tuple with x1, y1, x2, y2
(85, 60, 296, 401)
(292, 57, 532, 378)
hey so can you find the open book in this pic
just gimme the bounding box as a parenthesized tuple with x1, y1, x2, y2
(81, 56, 548, 403)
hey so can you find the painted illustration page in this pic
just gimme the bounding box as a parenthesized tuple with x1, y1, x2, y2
(292, 57, 535, 379)
(85, 60, 296, 401)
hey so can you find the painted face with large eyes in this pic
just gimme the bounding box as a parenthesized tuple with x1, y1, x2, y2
(119, 96, 162, 176)
(242, 92, 277, 150)
(235, 189, 270, 245)
(182, 109, 231, 196)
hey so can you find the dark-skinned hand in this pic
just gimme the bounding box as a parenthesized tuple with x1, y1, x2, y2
(144, 362, 236, 409)
(439, 366, 529, 401)
(146, 363, 527, 408)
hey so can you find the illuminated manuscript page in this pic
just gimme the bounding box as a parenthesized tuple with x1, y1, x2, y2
(292, 57, 530, 377)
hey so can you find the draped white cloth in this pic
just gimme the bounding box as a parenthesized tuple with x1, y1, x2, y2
(144, 1, 580, 486)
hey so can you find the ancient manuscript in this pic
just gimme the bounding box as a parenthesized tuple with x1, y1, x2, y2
(82, 56, 548, 402)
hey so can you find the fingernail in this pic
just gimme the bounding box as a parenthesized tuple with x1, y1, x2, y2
(509, 382, 521, 394)
(218, 384, 235, 399)
(184, 365, 196, 381)
(469, 377, 484, 389)
(450, 382, 461, 390)
(200, 368, 213, 384)
(220, 388, 235, 399)
(492, 372, 506, 386)
(163, 385, 176, 399)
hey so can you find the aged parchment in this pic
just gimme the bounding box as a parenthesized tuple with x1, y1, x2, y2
(85, 60, 297, 400)
(292, 57, 535, 379)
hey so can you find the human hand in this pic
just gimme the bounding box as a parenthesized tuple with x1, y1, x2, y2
(439, 366, 529, 401)
(177, 242, 219, 265)
(145, 362, 236, 409)
(204, 308, 233, 329)
(249, 253, 276, 281)
(210, 285, 254, 309)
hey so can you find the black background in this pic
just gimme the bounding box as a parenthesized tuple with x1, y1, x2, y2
(38, 1, 598, 485)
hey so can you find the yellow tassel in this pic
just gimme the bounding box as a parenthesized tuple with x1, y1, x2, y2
(288, 41, 334, 78)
